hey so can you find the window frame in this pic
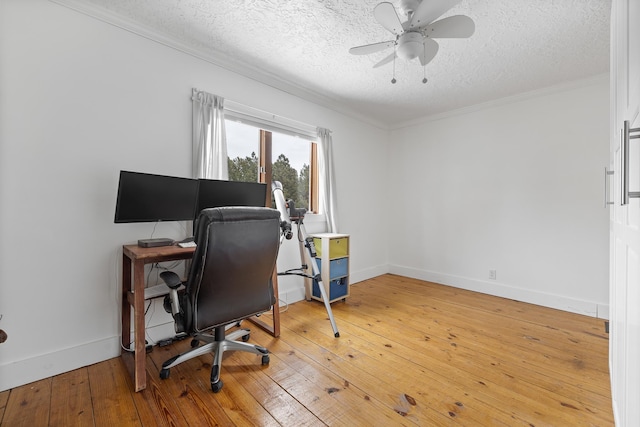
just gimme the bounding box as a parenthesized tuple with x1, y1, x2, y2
(224, 110, 319, 214)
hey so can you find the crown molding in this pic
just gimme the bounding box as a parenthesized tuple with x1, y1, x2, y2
(390, 73, 610, 130)
(48, 0, 387, 130)
(47, 0, 607, 133)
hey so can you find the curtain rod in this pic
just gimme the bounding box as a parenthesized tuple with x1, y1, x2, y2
(192, 88, 318, 138)
(224, 99, 317, 136)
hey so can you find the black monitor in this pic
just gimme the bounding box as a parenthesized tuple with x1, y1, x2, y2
(195, 179, 267, 217)
(114, 171, 199, 223)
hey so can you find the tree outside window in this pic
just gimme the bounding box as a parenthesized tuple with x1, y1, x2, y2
(226, 119, 317, 213)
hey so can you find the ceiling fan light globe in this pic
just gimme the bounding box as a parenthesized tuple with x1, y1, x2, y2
(397, 41, 422, 60)
(397, 32, 423, 60)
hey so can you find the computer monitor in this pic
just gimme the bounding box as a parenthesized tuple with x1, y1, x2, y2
(114, 171, 199, 223)
(195, 179, 267, 218)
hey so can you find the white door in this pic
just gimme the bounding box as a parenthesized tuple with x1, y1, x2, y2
(609, 0, 640, 425)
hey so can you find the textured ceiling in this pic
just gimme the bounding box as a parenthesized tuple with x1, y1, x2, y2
(67, 0, 611, 127)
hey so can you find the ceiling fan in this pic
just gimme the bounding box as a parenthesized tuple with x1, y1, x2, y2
(349, 0, 475, 82)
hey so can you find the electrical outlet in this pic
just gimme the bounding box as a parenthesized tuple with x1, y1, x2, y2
(489, 269, 497, 280)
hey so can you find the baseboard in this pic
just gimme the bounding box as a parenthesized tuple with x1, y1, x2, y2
(350, 264, 388, 285)
(278, 287, 307, 305)
(0, 336, 121, 392)
(389, 265, 609, 319)
(275, 264, 388, 305)
(0, 320, 186, 393)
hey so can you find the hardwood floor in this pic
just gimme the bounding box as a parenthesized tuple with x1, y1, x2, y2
(0, 274, 613, 426)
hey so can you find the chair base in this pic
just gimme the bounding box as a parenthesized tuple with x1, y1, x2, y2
(159, 326, 269, 393)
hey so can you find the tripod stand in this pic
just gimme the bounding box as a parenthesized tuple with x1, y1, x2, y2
(272, 182, 340, 338)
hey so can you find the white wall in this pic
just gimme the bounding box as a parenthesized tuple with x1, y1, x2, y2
(388, 79, 610, 317)
(0, 0, 389, 391)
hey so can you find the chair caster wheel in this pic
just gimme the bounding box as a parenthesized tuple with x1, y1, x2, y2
(242, 333, 250, 342)
(190, 339, 199, 348)
(261, 354, 270, 365)
(211, 380, 223, 393)
(159, 368, 170, 379)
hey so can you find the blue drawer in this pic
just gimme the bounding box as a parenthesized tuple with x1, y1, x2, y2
(316, 257, 348, 280)
(312, 277, 348, 300)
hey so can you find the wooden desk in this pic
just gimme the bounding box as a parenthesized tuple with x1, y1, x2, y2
(121, 243, 280, 392)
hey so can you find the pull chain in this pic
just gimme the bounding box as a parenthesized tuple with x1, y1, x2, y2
(422, 43, 428, 84)
(391, 49, 397, 84)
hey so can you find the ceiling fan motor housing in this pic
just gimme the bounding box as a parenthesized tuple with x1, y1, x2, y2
(397, 32, 423, 60)
(399, 0, 421, 17)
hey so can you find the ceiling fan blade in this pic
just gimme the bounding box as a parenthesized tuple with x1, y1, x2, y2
(409, 0, 462, 29)
(349, 40, 395, 55)
(373, 52, 396, 68)
(423, 15, 475, 38)
(418, 38, 439, 66)
(374, 2, 404, 35)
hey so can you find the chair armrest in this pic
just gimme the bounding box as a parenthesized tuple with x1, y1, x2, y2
(159, 271, 183, 289)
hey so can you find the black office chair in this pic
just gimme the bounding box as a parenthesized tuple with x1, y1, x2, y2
(158, 206, 281, 392)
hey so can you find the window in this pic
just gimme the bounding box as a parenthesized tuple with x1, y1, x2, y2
(225, 119, 319, 213)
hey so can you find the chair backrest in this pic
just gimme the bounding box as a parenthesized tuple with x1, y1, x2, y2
(186, 207, 280, 332)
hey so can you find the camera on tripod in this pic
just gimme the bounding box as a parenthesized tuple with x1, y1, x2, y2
(285, 199, 307, 222)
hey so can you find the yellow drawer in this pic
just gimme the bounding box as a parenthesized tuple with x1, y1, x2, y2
(329, 238, 349, 258)
(314, 237, 349, 258)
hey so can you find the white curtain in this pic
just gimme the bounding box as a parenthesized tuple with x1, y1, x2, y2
(192, 89, 228, 179)
(317, 127, 338, 233)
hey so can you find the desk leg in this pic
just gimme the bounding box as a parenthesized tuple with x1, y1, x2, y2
(301, 244, 312, 301)
(132, 260, 147, 391)
(122, 254, 132, 351)
(248, 270, 281, 337)
(271, 272, 281, 337)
